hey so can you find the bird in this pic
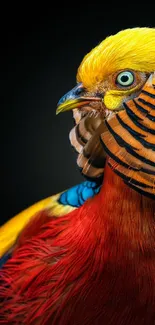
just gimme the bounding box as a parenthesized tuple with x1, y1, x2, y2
(0, 27, 155, 325)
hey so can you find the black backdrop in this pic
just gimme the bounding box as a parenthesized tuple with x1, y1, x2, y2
(1, 5, 155, 225)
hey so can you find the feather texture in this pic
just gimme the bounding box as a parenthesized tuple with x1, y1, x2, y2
(69, 113, 106, 180)
(77, 28, 155, 89)
(0, 163, 155, 324)
(0, 181, 101, 262)
(101, 73, 155, 197)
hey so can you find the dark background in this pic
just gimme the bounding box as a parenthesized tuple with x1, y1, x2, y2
(1, 5, 154, 225)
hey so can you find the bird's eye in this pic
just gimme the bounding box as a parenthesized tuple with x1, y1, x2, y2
(116, 71, 134, 87)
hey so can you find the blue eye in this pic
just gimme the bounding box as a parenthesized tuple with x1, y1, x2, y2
(116, 71, 134, 87)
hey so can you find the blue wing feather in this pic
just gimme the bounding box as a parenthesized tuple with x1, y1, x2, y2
(59, 180, 101, 207)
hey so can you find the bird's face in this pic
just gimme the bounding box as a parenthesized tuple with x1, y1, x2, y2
(56, 28, 155, 123)
(56, 69, 148, 124)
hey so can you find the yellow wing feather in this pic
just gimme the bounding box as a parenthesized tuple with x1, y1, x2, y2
(0, 193, 76, 258)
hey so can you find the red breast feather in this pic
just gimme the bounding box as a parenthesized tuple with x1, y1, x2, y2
(0, 164, 155, 325)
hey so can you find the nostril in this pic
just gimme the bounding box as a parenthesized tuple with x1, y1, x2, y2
(75, 87, 84, 96)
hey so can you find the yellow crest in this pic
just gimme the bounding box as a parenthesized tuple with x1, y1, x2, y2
(77, 28, 155, 89)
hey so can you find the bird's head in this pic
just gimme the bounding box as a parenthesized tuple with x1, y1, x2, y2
(56, 27, 155, 122)
(56, 27, 155, 198)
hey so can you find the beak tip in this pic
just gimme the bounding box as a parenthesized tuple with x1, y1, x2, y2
(56, 102, 74, 115)
(56, 106, 62, 115)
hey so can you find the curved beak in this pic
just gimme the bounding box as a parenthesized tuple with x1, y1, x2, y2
(56, 83, 102, 115)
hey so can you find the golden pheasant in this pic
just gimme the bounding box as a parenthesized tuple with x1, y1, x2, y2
(0, 27, 155, 325)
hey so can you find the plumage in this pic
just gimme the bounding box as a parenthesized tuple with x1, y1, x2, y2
(101, 74, 155, 197)
(69, 113, 106, 179)
(0, 181, 100, 261)
(1, 163, 155, 325)
(77, 28, 155, 90)
(1, 27, 155, 324)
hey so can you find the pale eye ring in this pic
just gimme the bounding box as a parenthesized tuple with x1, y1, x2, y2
(116, 71, 134, 87)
